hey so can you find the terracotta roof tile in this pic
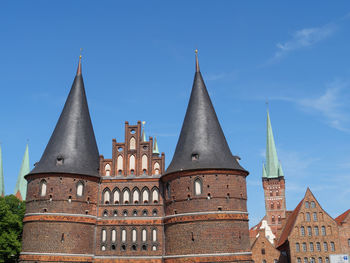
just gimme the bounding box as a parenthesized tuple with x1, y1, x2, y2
(276, 199, 304, 248)
(335, 209, 350, 225)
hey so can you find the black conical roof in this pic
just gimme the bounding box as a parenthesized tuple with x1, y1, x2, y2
(30, 57, 100, 177)
(165, 54, 246, 175)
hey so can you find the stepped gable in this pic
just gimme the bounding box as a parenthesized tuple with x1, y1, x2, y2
(165, 51, 246, 175)
(29, 56, 100, 177)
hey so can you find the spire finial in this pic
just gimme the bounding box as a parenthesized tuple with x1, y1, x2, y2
(195, 49, 200, 72)
(77, 48, 82, 75)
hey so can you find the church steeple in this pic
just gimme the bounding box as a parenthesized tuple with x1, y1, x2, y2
(263, 110, 283, 179)
(30, 56, 100, 177)
(165, 51, 245, 174)
(14, 144, 29, 200)
(0, 144, 4, 196)
(153, 136, 159, 155)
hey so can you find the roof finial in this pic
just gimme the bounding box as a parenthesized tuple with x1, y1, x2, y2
(77, 48, 82, 75)
(195, 49, 200, 73)
(141, 121, 146, 142)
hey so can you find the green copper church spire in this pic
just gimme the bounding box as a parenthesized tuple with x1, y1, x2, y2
(263, 110, 283, 179)
(141, 121, 146, 142)
(14, 144, 30, 200)
(153, 136, 159, 155)
(0, 144, 4, 196)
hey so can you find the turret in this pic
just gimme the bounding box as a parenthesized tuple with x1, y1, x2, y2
(161, 51, 252, 262)
(20, 56, 99, 263)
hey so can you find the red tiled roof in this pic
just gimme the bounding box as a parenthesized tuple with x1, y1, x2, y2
(335, 209, 350, 225)
(276, 199, 304, 248)
(249, 218, 263, 238)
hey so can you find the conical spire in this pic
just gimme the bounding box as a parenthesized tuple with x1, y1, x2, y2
(141, 121, 146, 142)
(30, 56, 100, 177)
(153, 137, 159, 155)
(264, 109, 283, 178)
(0, 144, 4, 196)
(14, 144, 29, 200)
(165, 51, 246, 174)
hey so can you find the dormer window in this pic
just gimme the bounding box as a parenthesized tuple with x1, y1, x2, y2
(191, 153, 199, 161)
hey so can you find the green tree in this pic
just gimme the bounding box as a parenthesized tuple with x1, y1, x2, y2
(0, 195, 25, 263)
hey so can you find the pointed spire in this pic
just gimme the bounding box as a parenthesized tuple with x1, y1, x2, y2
(195, 49, 200, 72)
(165, 52, 246, 174)
(262, 163, 267, 178)
(0, 144, 4, 197)
(153, 137, 160, 155)
(30, 56, 100, 177)
(141, 121, 146, 142)
(264, 109, 283, 179)
(14, 144, 30, 200)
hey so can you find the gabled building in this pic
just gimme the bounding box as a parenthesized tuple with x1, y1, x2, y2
(277, 188, 342, 263)
(335, 209, 350, 255)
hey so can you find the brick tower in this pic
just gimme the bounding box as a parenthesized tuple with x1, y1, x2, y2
(161, 51, 252, 262)
(262, 110, 286, 236)
(20, 56, 100, 262)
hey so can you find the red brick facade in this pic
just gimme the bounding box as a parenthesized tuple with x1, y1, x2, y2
(20, 121, 252, 262)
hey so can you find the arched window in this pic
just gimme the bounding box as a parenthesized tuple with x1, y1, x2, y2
(142, 188, 149, 203)
(307, 226, 312, 236)
(121, 229, 126, 242)
(302, 242, 307, 252)
(305, 201, 309, 208)
(296, 242, 300, 252)
(272, 216, 275, 223)
(40, 180, 47, 196)
(311, 258, 315, 263)
(117, 155, 123, 174)
(304, 258, 308, 263)
(314, 226, 319, 236)
(123, 188, 130, 204)
(277, 202, 281, 209)
(103, 189, 111, 204)
(311, 201, 316, 208)
(105, 164, 111, 176)
(152, 229, 157, 242)
(152, 188, 159, 203)
(321, 226, 326, 236)
(271, 202, 274, 209)
(297, 258, 301, 263)
(102, 229, 107, 242)
(323, 242, 328, 251)
(113, 188, 120, 204)
(154, 162, 160, 175)
(310, 242, 314, 252)
(111, 229, 116, 242)
(318, 258, 323, 263)
(306, 212, 311, 221)
(330, 242, 335, 251)
(313, 212, 318, 221)
(76, 181, 84, 197)
(166, 183, 171, 199)
(263, 260, 266, 263)
(142, 229, 147, 242)
(133, 188, 140, 204)
(301, 226, 305, 236)
(129, 155, 135, 173)
(278, 215, 281, 223)
(132, 229, 137, 242)
(142, 155, 148, 172)
(194, 178, 202, 195)
(316, 242, 321, 251)
(130, 137, 136, 150)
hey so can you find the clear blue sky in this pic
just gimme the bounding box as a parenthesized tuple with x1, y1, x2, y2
(1, 1, 350, 227)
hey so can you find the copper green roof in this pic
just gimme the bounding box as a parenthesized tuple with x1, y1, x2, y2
(14, 144, 29, 200)
(0, 145, 4, 196)
(153, 136, 159, 155)
(263, 110, 283, 179)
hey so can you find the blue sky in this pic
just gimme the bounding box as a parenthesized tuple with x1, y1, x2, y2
(1, 1, 350, 227)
